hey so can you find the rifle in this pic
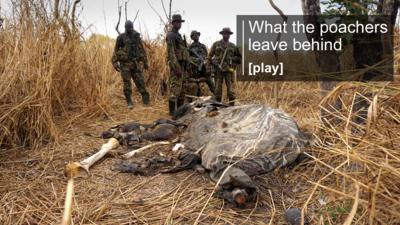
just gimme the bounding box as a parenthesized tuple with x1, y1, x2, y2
(127, 33, 139, 61)
(211, 47, 228, 72)
(189, 48, 205, 72)
(174, 34, 190, 111)
(220, 47, 228, 69)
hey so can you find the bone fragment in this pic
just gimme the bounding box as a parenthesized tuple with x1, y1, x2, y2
(123, 141, 170, 159)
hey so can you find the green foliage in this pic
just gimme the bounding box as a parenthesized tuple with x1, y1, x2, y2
(321, 0, 378, 15)
(324, 200, 353, 224)
(319, 0, 384, 50)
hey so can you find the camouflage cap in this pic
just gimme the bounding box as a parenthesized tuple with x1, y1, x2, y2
(125, 20, 134, 31)
(171, 14, 185, 23)
(219, 27, 233, 35)
(190, 30, 201, 38)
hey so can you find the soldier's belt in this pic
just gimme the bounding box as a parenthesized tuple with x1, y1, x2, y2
(215, 68, 235, 73)
(178, 60, 189, 66)
(188, 77, 208, 83)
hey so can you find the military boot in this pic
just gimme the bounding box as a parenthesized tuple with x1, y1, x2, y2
(229, 98, 236, 106)
(177, 98, 185, 109)
(169, 100, 177, 116)
(142, 93, 150, 106)
(125, 94, 134, 110)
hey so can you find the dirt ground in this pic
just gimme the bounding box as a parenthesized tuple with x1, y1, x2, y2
(2, 86, 399, 225)
(0, 95, 318, 225)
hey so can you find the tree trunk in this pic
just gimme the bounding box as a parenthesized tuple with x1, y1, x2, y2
(54, 0, 60, 20)
(383, 0, 399, 25)
(378, 0, 385, 13)
(351, 0, 398, 126)
(301, 0, 341, 78)
(71, 0, 81, 32)
(301, 0, 321, 15)
(301, 0, 341, 123)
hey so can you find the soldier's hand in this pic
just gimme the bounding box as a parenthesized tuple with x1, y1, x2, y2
(113, 63, 121, 72)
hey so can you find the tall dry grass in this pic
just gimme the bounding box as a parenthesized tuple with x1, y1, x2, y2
(0, 2, 110, 147)
(0, 1, 169, 148)
(0, 1, 399, 224)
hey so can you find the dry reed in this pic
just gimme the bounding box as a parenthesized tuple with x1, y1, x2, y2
(0, 0, 399, 224)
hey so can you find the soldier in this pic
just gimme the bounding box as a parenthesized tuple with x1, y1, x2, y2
(166, 14, 190, 115)
(188, 30, 215, 96)
(208, 27, 241, 106)
(112, 20, 150, 109)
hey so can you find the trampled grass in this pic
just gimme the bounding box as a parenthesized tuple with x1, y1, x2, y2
(0, 1, 399, 224)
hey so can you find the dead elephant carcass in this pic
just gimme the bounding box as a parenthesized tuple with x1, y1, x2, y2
(107, 99, 306, 205)
(176, 102, 305, 205)
(101, 119, 186, 148)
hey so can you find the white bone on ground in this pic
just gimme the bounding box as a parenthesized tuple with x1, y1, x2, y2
(122, 141, 170, 159)
(172, 143, 185, 152)
(79, 138, 120, 172)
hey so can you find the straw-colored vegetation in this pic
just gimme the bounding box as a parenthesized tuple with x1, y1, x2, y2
(0, 0, 399, 224)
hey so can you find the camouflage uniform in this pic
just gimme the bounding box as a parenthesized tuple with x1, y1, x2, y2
(112, 21, 149, 107)
(188, 31, 215, 96)
(208, 28, 241, 105)
(166, 14, 190, 115)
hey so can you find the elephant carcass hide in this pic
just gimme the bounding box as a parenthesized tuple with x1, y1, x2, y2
(178, 104, 305, 187)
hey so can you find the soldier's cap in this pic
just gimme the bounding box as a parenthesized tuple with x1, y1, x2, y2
(125, 20, 134, 31)
(190, 30, 201, 38)
(171, 14, 185, 23)
(219, 27, 233, 35)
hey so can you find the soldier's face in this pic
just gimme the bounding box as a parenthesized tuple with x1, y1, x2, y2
(191, 34, 199, 42)
(172, 21, 182, 30)
(222, 34, 230, 42)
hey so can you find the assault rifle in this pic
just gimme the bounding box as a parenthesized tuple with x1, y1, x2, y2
(211, 47, 228, 72)
(189, 48, 205, 72)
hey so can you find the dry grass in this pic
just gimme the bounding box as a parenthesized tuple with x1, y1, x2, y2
(1, 1, 400, 224)
(1, 83, 399, 224)
(0, 2, 117, 148)
(0, 1, 170, 148)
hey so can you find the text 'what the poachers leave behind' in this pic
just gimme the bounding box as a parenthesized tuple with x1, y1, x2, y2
(248, 38, 343, 52)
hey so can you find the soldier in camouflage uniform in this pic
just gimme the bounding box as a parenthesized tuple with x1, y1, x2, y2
(208, 27, 241, 106)
(112, 20, 150, 109)
(188, 30, 215, 96)
(166, 14, 191, 115)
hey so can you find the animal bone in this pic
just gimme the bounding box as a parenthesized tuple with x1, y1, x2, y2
(61, 163, 81, 225)
(60, 178, 74, 225)
(172, 143, 185, 152)
(69, 138, 121, 173)
(185, 95, 212, 103)
(61, 138, 120, 225)
(79, 138, 120, 172)
(123, 141, 170, 159)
